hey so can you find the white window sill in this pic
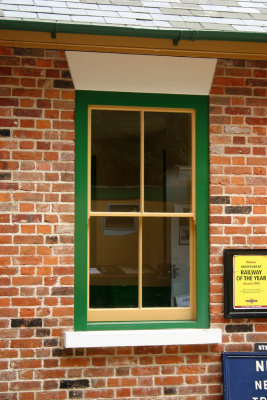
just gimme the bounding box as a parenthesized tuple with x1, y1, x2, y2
(64, 328, 222, 348)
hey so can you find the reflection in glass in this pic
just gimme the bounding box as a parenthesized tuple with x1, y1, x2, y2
(142, 217, 190, 308)
(89, 216, 138, 308)
(91, 110, 140, 211)
(144, 112, 192, 213)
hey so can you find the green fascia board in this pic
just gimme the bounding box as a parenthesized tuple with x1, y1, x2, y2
(75, 90, 209, 331)
(1, 19, 267, 43)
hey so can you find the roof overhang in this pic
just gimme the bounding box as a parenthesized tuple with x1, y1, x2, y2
(1, 20, 267, 59)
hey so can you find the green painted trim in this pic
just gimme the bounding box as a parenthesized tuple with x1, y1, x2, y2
(1, 19, 267, 43)
(74, 92, 88, 331)
(195, 96, 210, 328)
(75, 91, 209, 331)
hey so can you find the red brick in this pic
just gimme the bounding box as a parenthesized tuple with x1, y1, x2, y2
(13, 298, 42, 307)
(185, 375, 199, 384)
(85, 368, 114, 377)
(225, 146, 250, 154)
(60, 359, 89, 368)
(107, 377, 137, 387)
(213, 77, 245, 86)
(36, 392, 67, 400)
(132, 366, 159, 376)
(45, 89, 60, 98)
(225, 107, 250, 115)
(20, 393, 34, 400)
(37, 59, 52, 68)
(35, 370, 65, 379)
(85, 389, 114, 399)
(36, 120, 51, 129)
(225, 67, 252, 77)
(10, 381, 41, 391)
(116, 388, 131, 397)
(11, 339, 42, 348)
(155, 376, 183, 385)
(13, 151, 42, 161)
(132, 387, 161, 397)
(13, 88, 42, 97)
(14, 130, 42, 139)
(62, 90, 75, 100)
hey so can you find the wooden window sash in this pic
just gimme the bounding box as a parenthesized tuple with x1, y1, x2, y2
(87, 105, 196, 322)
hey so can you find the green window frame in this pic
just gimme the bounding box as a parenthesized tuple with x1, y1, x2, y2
(75, 91, 209, 331)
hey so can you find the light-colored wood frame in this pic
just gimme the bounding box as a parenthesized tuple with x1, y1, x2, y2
(87, 105, 196, 322)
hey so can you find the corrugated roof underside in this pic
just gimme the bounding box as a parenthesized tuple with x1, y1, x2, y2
(1, 0, 267, 33)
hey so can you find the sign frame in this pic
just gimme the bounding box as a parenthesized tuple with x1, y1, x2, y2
(224, 249, 267, 319)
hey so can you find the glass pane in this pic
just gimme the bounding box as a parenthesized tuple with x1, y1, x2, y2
(89, 216, 138, 308)
(144, 112, 192, 213)
(91, 109, 140, 212)
(142, 217, 190, 308)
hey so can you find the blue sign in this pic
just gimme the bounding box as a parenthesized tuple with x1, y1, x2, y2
(223, 353, 267, 400)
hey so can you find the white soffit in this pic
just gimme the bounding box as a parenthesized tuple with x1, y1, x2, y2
(66, 52, 217, 95)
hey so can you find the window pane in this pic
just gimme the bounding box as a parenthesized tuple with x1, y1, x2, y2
(142, 217, 190, 308)
(89, 216, 138, 308)
(91, 110, 140, 211)
(144, 112, 192, 213)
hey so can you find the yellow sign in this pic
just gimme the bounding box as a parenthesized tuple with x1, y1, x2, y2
(234, 255, 267, 309)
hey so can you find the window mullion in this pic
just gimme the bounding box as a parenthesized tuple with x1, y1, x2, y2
(139, 111, 144, 309)
(190, 111, 196, 317)
(138, 217, 142, 309)
(140, 110, 144, 214)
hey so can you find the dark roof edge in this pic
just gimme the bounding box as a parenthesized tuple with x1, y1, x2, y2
(1, 19, 267, 43)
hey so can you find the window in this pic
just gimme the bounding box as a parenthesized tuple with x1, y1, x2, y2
(75, 91, 209, 331)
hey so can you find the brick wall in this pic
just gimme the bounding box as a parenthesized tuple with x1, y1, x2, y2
(210, 59, 267, 353)
(0, 48, 267, 399)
